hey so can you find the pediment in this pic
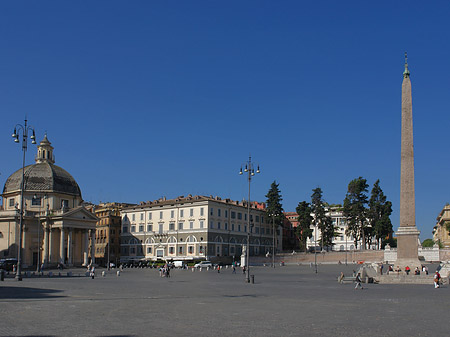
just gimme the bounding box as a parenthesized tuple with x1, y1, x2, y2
(61, 206, 98, 221)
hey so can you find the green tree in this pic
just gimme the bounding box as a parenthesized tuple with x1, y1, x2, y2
(265, 181, 284, 253)
(367, 180, 393, 249)
(311, 187, 336, 249)
(295, 201, 313, 251)
(343, 177, 369, 250)
(421, 238, 435, 247)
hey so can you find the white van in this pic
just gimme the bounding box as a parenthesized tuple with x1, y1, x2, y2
(173, 261, 185, 268)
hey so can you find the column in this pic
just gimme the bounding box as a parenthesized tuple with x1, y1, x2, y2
(22, 225, 28, 268)
(67, 229, 73, 265)
(60, 227, 66, 264)
(48, 229, 53, 263)
(83, 230, 89, 266)
(43, 226, 49, 266)
(90, 230, 96, 265)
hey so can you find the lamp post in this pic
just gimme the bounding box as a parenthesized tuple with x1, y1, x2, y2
(239, 156, 260, 283)
(12, 119, 37, 281)
(269, 212, 279, 268)
(313, 218, 318, 274)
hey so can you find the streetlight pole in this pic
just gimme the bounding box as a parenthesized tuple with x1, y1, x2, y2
(12, 119, 37, 281)
(239, 156, 260, 283)
(314, 218, 318, 274)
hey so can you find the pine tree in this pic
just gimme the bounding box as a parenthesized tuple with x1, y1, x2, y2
(295, 201, 313, 251)
(343, 177, 369, 250)
(368, 179, 393, 249)
(265, 181, 284, 252)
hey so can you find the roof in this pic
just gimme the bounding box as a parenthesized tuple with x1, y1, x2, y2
(2, 161, 81, 196)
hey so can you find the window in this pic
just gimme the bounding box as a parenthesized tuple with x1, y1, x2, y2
(210, 208, 214, 216)
(149, 212, 152, 220)
(210, 221, 214, 229)
(32, 197, 41, 206)
(160, 211, 163, 219)
(225, 210, 228, 218)
(255, 227, 259, 234)
(169, 223, 175, 231)
(180, 209, 184, 217)
(140, 213, 144, 221)
(147, 224, 153, 232)
(178, 246, 183, 254)
(159, 224, 163, 234)
(123, 226, 128, 233)
(169, 247, 174, 254)
(225, 223, 228, 230)
(232, 223, 235, 231)
(262, 216, 264, 223)
(147, 247, 152, 254)
(231, 211, 236, 219)
(256, 216, 260, 223)
(261, 228, 265, 235)
(132, 214, 135, 221)
(190, 221, 194, 229)
(188, 246, 194, 254)
(200, 208, 204, 216)
(217, 222, 221, 230)
(245, 214, 248, 221)
(238, 225, 241, 232)
(200, 220, 204, 229)
(190, 208, 194, 217)
(130, 247, 136, 254)
(238, 213, 242, 220)
(139, 225, 144, 232)
(244, 225, 247, 232)
(9, 198, 15, 207)
(131, 225, 136, 233)
(218, 209, 221, 217)
(171, 210, 175, 218)
(61, 199, 69, 208)
(178, 223, 183, 230)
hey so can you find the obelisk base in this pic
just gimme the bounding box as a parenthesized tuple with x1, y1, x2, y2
(394, 226, 422, 272)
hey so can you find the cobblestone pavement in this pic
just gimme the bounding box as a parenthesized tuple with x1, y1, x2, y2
(0, 264, 447, 337)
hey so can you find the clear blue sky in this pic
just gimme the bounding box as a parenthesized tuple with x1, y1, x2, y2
(1, 1, 450, 240)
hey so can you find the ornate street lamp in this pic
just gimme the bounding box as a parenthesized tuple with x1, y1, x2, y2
(239, 156, 260, 283)
(12, 119, 37, 281)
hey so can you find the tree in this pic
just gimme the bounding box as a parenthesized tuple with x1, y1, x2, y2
(343, 177, 369, 250)
(265, 181, 284, 253)
(421, 239, 435, 247)
(367, 180, 393, 249)
(311, 187, 336, 249)
(295, 201, 313, 251)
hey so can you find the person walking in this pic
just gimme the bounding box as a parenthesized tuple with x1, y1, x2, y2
(434, 271, 441, 288)
(354, 272, 363, 290)
(232, 262, 236, 274)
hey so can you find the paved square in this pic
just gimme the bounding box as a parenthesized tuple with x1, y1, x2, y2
(0, 265, 447, 336)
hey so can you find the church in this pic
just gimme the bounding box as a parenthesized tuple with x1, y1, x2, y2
(0, 135, 97, 268)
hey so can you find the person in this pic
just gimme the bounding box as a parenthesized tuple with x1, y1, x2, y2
(405, 266, 410, 275)
(425, 266, 429, 275)
(355, 273, 363, 290)
(380, 264, 383, 275)
(217, 265, 220, 273)
(90, 266, 95, 279)
(414, 267, 420, 275)
(434, 271, 441, 288)
(338, 272, 344, 284)
(243, 266, 246, 274)
(388, 265, 393, 272)
(395, 266, 401, 274)
(232, 262, 236, 274)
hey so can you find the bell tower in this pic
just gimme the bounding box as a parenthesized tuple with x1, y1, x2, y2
(36, 133, 55, 164)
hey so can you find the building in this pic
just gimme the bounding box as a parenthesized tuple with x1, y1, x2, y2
(434, 204, 450, 248)
(0, 135, 97, 267)
(285, 208, 376, 251)
(87, 202, 135, 267)
(120, 195, 280, 263)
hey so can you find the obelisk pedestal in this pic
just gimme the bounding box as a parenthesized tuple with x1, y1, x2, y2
(395, 53, 421, 272)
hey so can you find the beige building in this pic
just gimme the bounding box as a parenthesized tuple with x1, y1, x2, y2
(434, 204, 450, 248)
(87, 202, 135, 267)
(0, 135, 97, 268)
(120, 195, 277, 263)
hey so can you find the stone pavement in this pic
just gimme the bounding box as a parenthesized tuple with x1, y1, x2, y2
(0, 264, 447, 337)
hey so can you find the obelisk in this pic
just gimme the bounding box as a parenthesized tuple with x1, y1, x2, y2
(395, 52, 421, 270)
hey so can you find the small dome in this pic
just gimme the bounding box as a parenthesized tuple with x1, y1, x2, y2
(3, 161, 81, 196)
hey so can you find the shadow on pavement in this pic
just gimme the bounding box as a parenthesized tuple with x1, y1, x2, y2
(0, 286, 65, 299)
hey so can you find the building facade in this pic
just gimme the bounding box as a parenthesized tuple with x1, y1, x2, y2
(434, 204, 450, 248)
(120, 195, 279, 263)
(87, 202, 135, 267)
(0, 135, 97, 268)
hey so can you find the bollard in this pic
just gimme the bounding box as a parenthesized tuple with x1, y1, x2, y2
(251, 275, 255, 284)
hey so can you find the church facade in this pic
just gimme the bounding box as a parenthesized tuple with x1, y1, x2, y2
(0, 135, 97, 268)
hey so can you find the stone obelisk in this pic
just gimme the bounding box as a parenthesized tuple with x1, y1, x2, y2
(395, 53, 421, 270)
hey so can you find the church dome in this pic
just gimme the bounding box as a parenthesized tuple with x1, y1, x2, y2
(2, 135, 82, 197)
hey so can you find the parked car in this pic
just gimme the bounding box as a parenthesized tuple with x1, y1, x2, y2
(0, 258, 18, 271)
(194, 261, 213, 268)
